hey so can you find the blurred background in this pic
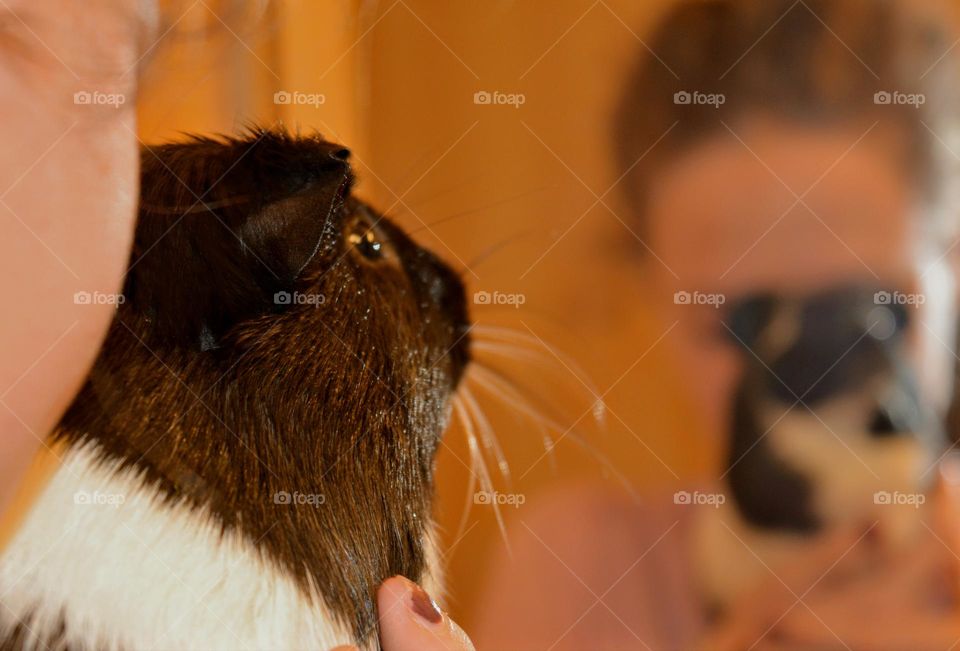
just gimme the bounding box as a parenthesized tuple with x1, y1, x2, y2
(135, 0, 706, 630)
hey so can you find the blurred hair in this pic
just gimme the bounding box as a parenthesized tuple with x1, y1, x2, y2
(613, 0, 960, 237)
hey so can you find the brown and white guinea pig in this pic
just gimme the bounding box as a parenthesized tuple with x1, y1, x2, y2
(693, 285, 943, 609)
(0, 130, 471, 650)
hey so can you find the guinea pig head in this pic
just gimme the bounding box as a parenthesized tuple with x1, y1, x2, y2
(56, 130, 471, 644)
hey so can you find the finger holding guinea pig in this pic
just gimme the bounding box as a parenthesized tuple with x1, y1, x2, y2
(331, 576, 476, 651)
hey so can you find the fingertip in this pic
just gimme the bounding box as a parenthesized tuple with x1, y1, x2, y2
(377, 575, 474, 651)
(380, 575, 443, 625)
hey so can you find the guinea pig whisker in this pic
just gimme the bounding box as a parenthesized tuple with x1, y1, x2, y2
(472, 340, 553, 361)
(468, 364, 568, 458)
(472, 340, 607, 426)
(472, 324, 606, 426)
(451, 394, 481, 546)
(461, 384, 511, 485)
(466, 365, 559, 475)
(468, 364, 636, 499)
(458, 231, 540, 276)
(473, 323, 597, 377)
(407, 185, 557, 235)
(454, 396, 512, 556)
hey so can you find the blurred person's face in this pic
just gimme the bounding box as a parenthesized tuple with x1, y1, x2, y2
(642, 115, 957, 444)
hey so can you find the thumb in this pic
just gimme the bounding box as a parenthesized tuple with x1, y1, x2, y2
(377, 576, 475, 651)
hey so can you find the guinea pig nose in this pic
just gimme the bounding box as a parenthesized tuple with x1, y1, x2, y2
(329, 147, 350, 161)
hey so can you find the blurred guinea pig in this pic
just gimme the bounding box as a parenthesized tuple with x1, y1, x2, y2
(694, 285, 942, 608)
(0, 130, 471, 650)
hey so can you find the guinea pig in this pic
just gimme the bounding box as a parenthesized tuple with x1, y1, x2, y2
(693, 285, 941, 608)
(0, 130, 471, 650)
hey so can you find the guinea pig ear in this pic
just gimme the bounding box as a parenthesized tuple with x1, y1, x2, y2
(125, 132, 352, 347)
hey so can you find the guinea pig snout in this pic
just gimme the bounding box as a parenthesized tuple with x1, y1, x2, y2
(412, 248, 471, 383)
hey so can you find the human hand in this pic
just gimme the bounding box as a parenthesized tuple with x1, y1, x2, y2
(332, 576, 475, 651)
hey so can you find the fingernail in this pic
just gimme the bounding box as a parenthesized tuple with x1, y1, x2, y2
(409, 583, 442, 625)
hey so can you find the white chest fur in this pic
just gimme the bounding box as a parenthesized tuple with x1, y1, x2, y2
(0, 443, 371, 651)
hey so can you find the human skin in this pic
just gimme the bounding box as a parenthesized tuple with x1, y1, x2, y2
(332, 577, 476, 651)
(0, 0, 147, 518)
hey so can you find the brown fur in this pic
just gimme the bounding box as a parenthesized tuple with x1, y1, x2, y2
(40, 129, 469, 647)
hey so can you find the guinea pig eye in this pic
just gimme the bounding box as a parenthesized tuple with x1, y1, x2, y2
(346, 216, 385, 261)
